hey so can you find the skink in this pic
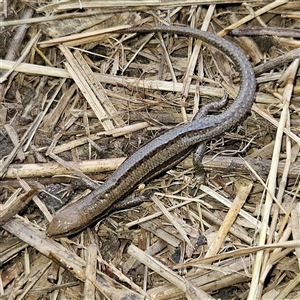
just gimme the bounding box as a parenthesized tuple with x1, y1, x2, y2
(46, 25, 256, 237)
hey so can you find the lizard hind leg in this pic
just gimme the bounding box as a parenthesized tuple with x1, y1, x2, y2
(193, 142, 207, 184)
(192, 92, 228, 184)
(194, 92, 228, 121)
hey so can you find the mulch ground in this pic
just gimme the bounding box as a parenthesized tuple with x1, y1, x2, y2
(1, 1, 300, 299)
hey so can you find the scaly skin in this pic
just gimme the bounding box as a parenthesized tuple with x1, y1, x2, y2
(46, 26, 256, 237)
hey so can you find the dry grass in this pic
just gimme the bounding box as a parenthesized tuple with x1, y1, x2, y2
(0, 1, 300, 299)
